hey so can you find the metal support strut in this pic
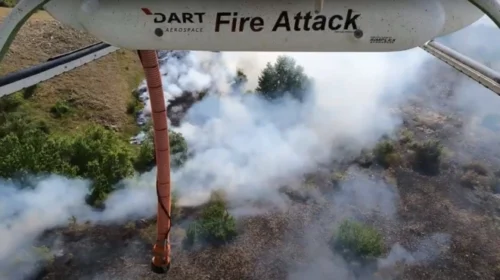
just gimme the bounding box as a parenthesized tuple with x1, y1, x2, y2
(137, 50, 172, 274)
(0, 0, 51, 63)
(468, 0, 500, 28)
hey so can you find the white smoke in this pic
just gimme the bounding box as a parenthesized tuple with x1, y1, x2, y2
(171, 49, 428, 206)
(0, 46, 431, 278)
(0, 173, 158, 279)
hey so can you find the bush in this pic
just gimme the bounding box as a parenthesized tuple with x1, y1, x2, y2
(0, 119, 136, 205)
(50, 101, 72, 118)
(185, 193, 237, 246)
(334, 220, 384, 259)
(461, 162, 493, 191)
(0, 112, 48, 138)
(134, 140, 155, 173)
(32, 246, 54, 265)
(23, 85, 38, 99)
(0, 92, 23, 112)
(169, 130, 188, 168)
(134, 127, 188, 171)
(399, 129, 414, 144)
(460, 170, 492, 191)
(126, 89, 144, 115)
(373, 140, 400, 168)
(463, 162, 489, 176)
(356, 149, 374, 168)
(256, 55, 311, 101)
(70, 125, 135, 203)
(411, 140, 443, 175)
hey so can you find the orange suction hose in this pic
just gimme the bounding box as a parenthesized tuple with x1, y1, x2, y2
(137, 50, 171, 274)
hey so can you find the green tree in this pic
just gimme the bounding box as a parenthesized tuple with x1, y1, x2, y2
(0, 115, 136, 205)
(256, 55, 311, 101)
(70, 125, 135, 202)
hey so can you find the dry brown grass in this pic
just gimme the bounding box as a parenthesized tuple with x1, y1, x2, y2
(0, 8, 144, 136)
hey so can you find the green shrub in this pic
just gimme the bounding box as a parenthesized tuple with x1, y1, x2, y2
(373, 140, 400, 168)
(1, 0, 18, 7)
(169, 130, 188, 168)
(126, 101, 138, 114)
(399, 129, 414, 144)
(0, 119, 136, 205)
(32, 246, 54, 265)
(334, 220, 384, 259)
(0, 111, 189, 206)
(70, 125, 135, 203)
(411, 140, 443, 175)
(0, 92, 23, 112)
(461, 162, 494, 192)
(50, 101, 71, 118)
(133, 128, 188, 171)
(127, 90, 144, 115)
(0, 112, 46, 138)
(356, 149, 374, 168)
(23, 85, 38, 99)
(185, 194, 237, 246)
(134, 140, 155, 173)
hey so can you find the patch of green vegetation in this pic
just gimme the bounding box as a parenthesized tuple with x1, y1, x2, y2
(185, 191, 237, 247)
(126, 89, 144, 115)
(461, 162, 495, 192)
(0, 97, 189, 206)
(1, 0, 17, 7)
(356, 149, 374, 168)
(133, 123, 189, 173)
(0, 91, 23, 112)
(32, 246, 54, 265)
(134, 139, 155, 172)
(0, 115, 135, 204)
(50, 100, 72, 118)
(373, 140, 400, 168)
(410, 139, 443, 175)
(333, 219, 384, 259)
(23, 85, 38, 99)
(330, 171, 347, 188)
(399, 128, 414, 144)
(170, 130, 189, 168)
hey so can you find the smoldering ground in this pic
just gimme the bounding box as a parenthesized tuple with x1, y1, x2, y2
(412, 15, 500, 167)
(0, 38, 460, 279)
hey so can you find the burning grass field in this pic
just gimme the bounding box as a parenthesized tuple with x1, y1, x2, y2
(22, 54, 500, 280)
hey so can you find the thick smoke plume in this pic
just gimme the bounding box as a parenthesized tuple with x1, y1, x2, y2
(421, 15, 500, 164)
(172, 49, 427, 206)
